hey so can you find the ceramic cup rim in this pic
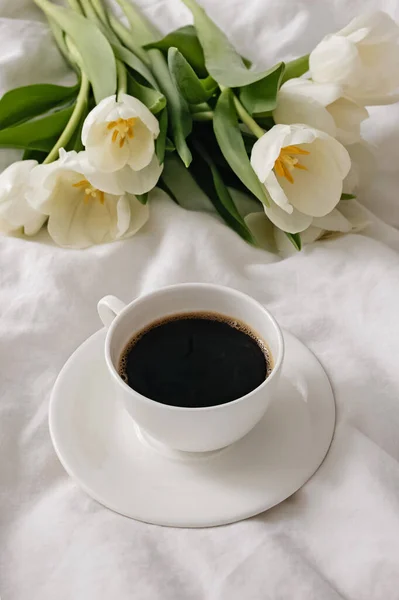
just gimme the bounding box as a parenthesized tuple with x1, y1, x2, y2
(104, 283, 285, 413)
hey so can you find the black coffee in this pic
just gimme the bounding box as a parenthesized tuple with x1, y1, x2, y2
(118, 312, 272, 408)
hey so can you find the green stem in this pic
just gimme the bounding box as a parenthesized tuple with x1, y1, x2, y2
(192, 111, 213, 121)
(114, 0, 160, 65)
(89, 0, 108, 24)
(67, 0, 83, 14)
(231, 94, 264, 139)
(190, 101, 211, 113)
(47, 17, 76, 68)
(79, 0, 100, 22)
(79, 0, 120, 44)
(116, 60, 127, 95)
(115, 0, 159, 44)
(109, 16, 150, 65)
(220, 84, 264, 138)
(65, 36, 84, 72)
(281, 54, 309, 84)
(43, 73, 90, 164)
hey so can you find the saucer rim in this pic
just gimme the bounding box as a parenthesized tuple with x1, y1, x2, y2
(49, 328, 335, 528)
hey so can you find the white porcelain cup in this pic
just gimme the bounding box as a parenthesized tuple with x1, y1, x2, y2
(98, 283, 284, 453)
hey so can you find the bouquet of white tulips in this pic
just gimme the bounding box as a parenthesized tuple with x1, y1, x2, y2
(0, 0, 397, 250)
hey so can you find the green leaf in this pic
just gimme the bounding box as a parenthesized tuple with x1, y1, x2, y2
(191, 141, 255, 244)
(190, 101, 211, 113)
(281, 55, 309, 84)
(254, 115, 275, 130)
(111, 42, 158, 89)
(181, 0, 280, 87)
(0, 83, 78, 129)
(155, 108, 168, 163)
(168, 48, 217, 105)
(109, 14, 151, 66)
(136, 192, 148, 204)
(165, 137, 175, 152)
(341, 193, 356, 200)
(22, 148, 48, 163)
(240, 63, 285, 116)
(148, 49, 192, 167)
(285, 232, 302, 251)
(48, 17, 76, 70)
(35, 0, 116, 103)
(162, 153, 215, 212)
(228, 188, 262, 219)
(126, 72, 166, 114)
(244, 212, 276, 252)
(65, 98, 92, 152)
(115, 0, 159, 47)
(214, 88, 270, 205)
(144, 25, 207, 77)
(0, 106, 74, 151)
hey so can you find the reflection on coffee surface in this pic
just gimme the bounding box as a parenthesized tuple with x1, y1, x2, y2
(118, 312, 272, 408)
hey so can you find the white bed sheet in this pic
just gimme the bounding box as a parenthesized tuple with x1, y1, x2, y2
(1, 1, 399, 598)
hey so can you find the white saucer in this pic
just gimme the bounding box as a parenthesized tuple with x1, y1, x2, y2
(49, 329, 335, 528)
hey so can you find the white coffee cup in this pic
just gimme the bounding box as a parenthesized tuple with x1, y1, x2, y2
(98, 283, 284, 453)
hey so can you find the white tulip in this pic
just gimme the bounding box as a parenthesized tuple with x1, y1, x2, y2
(26, 150, 149, 249)
(0, 160, 46, 236)
(82, 93, 163, 194)
(309, 11, 399, 105)
(246, 200, 369, 255)
(286, 200, 370, 248)
(250, 124, 351, 233)
(274, 79, 368, 145)
(343, 142, 376, 194)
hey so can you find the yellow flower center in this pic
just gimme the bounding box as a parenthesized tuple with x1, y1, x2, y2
(107, 117, 137, 148)
(274, 145, 310, 184)
(72, 179, 105, 204)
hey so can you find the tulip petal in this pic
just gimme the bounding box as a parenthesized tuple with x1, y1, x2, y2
(310, 13, 399, 105)
(322, 134, 352, 179)
(310, 35, 361, 86)
(343, 142, 376, 194)
(1, 159, 37, 183)
(115, 194, 131, 238)
(338, 199, 370, 232)
(300, 226, 324, 245)
(126, 120, 155, 171)
(313, 208, 352, 232)
(295, 128, 351, 179)
(47, 192, 126, 248)
(340, 11, 399, 45)
(278, 137, 349, 217)
(26, 162, 60, 212)
(327, 97, 368, 144)
(123, 194, 150, 237)
(274, 92, 337, 138)
(284, 123, 320, 146)
(78, 152, 126, 195)
(250, 124, 292, 183)
(280, 79, 342, 106)
(0, 160, 46, 235)
(115, 155, 163, 195)
(264, 171, 293, 213)
(263, 200, 312, 234)
(81, 95, 117, 145)
(85, 122, 130, 172)
(355, 42, 399, 102)
(118, 93, 160, 136)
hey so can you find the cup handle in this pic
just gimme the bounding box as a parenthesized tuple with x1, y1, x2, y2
(97, 295, 126, 328)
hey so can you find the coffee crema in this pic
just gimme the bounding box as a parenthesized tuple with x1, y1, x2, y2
(118, 312, 272, 408)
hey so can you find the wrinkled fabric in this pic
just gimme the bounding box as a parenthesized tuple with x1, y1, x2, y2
(1, 1, 399, 599)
